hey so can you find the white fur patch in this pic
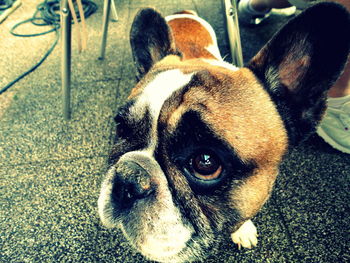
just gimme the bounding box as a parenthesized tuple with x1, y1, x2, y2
(204, 59, 239, 71)
(130, 69, 194, 152)
(98, 166, 118, 228)
(205, 44, 223, 60)
(133, 201, 193, 259)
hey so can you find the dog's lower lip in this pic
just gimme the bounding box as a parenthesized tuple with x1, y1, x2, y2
(118, 212, 201, 261)
(140, 233, 200, 262)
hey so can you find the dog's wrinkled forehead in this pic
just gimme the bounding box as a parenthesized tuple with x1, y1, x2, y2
(126, 68, 194, 149)
(118, 60, 288, 166)
(130, 69, 193, 124)
(127, 56, 238, 125)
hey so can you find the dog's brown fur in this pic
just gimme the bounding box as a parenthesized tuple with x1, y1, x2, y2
(99, 4, 350, 262)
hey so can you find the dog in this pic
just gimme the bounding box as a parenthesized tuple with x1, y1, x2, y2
(98, 3, 350, 262)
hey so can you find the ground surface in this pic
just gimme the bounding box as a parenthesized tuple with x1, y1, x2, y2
(1, 0, 349, 262)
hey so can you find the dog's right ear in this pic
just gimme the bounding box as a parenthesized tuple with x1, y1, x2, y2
(130, 8, 178, 80)
(248, 3, 350, 145)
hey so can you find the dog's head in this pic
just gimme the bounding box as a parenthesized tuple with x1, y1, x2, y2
(98, 3, 350, 262)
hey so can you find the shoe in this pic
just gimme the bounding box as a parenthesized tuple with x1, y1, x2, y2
(317, 99, 350, 154)
(238, 0, 271, 26)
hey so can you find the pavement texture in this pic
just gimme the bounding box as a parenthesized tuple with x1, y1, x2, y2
(0, 0, 349, 262)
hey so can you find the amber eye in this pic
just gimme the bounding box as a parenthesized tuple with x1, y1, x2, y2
(189, 151, 222, 180)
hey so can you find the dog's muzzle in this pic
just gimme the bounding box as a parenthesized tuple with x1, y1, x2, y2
(111, 159, 155, 211)
(98, 151, 161, 227)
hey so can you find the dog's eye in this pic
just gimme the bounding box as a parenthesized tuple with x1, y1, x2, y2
(189, 151, 222, 180)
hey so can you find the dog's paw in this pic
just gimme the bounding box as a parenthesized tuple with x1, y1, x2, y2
(231, 220, 258, 249)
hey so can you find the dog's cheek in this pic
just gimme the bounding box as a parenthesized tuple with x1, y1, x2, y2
(230, 168, 278, 220)
(195, 193, 240, 234)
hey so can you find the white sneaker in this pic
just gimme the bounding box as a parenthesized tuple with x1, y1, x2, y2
(317, 97, 350, 154)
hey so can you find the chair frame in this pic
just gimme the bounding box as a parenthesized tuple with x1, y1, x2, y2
(60, 0, 242, 120)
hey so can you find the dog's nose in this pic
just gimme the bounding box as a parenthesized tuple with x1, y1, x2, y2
(112, 161, 154, 209)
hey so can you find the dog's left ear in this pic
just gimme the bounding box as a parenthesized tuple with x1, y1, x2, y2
(248, 3, 350, 145)
(130, 8, 178, 80)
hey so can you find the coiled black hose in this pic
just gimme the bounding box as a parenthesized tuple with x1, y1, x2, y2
(0, 0, 98, 95)
(0, 0, 15, 10)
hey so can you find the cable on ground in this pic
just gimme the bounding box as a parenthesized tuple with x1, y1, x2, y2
(0, 0, 97, 95)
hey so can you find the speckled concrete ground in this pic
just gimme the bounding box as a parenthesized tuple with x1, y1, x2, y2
(1, 1, 349, 262)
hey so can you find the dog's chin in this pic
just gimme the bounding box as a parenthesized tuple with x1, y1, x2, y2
(120, 221, 208, 263)
(99, 203, 210, 263)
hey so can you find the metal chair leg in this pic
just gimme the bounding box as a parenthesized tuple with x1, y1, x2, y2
(111, 0, 118, 21)
(61, 0, 72, 120)
(99, 0, 112, 60)
(223, 0, 244, 67)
